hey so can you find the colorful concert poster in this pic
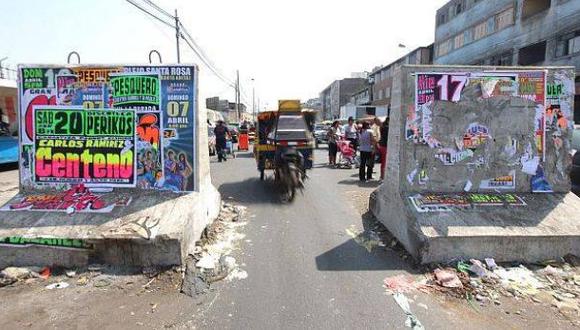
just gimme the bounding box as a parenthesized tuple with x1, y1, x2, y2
(123, 66, 197, 191)
(18, 64, 197, 192)
(33, 107, 136, 186)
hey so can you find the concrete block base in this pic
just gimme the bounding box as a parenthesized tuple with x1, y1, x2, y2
(370, 187, 580, 264)
(0, 187, 221, 269)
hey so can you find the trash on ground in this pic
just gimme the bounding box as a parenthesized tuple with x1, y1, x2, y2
(45, 282, 69, 289)
(196, 254, 218, 270)
(485, 258, 497, 270)
(494, 265, 544, 295)
(469, 259, 490, 278)
(383, 274, 424, 294)
(39, 267, 51, 279)
(0, 267, 39, 281)
(434, 268, 463, 288)
(393, 292, 425, 330)
(345, 225, 379, 253)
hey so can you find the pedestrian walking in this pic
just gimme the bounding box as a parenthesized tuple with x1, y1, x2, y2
(327, 120, 342, 165)
(358, 122, 376, 182)
(214, 120, 230, 162)
(343, 117, 358, 151)
(378, 118, 389, 180)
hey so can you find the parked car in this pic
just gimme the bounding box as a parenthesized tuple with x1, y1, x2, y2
(313, 124, 329, 148)
(208, 129, 216, 156)
(571, 124, 580, 196)
(228, 126, 239, 143)
(0, 135, 18, 164)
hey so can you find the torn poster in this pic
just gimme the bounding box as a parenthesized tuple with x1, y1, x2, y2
(531, 165, 553, 193)
(479, 170, 516, 190)
(463, 123, 491, 150)
(521, 156, 540, 175)
(418, 170, 429, 185)
(464, 180, 473, 192)
(468, 73, 517, 99)
(407, 168, 418, 185)
(435, 148, 474, 165)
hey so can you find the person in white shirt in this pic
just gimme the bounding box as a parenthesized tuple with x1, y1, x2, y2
(326, 121, 342, 165)
(343, 117, 358, 151)
(358, 121, 376, 182)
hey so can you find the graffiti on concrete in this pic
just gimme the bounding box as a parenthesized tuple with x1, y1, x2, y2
(409, 193, 526, 213)
(0, 184, 131, 214)
(0, 236, 93, 249)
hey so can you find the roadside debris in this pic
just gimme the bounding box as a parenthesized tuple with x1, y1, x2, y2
(380, 255, 580, 324)
(434, 268, 464, 288)
(345, 225, 380, 253)
(383, 274, 425, 294)
(393, 292, 425, 330)
(45, 282, 69, 289)
(182, 202, 248, 297)
(1, 267, 41, 281)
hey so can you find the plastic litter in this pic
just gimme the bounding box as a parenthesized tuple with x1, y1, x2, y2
(537, 265, 563, 277)
(457, 261, 471, 274)
(469, 259, 488, 277)
(46, 282, 69, 289)
(493, 265, 544, 295)
(484, 258, 497, 270)
(39, 267, 51, 279)
(393, 292, 425, 330)
(434, 268, 463, 288)
(196, 254, 218, 269)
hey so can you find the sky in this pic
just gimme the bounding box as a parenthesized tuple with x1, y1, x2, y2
(0, 0, 449, 111)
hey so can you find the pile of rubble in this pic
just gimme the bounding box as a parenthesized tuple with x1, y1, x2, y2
(182, 202, 248, 296)
(0, 263, 180, 294)
(384, 255, 580, 320)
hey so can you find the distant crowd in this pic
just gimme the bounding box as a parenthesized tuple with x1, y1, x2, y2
(326, 116, 389, 182)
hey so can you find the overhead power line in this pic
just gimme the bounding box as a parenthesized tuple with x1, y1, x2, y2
(126, 0, 252, 109)
(142, 0, 173, 19)
(126, 0, 173, 29)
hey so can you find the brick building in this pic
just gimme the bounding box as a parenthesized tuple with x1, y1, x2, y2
(369, 45, 433, 109)
(434, 0, 580, 122)
(319, 78, 368, 120)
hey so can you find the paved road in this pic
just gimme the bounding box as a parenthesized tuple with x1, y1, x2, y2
(0, 152, 569, 329)
(198, 148, 499, 329)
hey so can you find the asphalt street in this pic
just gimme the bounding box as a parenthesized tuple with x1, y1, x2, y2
(198, 148, 499, 329)
(0, 150, 572, 329)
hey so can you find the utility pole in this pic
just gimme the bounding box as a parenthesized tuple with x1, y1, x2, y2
(175, 9, 181, 63)
(236, 70, 240, 122)
(0, 57, 7, 79)
(251, 78, 255, 122)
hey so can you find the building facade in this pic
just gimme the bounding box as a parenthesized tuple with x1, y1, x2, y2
(369, 45, 433, 109)
(351, 87, 371, 106)
(302, 97, 322, 110)
(434, 0, 580, 122)
(205, 96, 247, 123)
(319, 78, 368, 120)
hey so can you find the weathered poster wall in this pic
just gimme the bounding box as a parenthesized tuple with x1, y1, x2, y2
(400, 67, 575, 212)
(17, 65, 197, 192)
